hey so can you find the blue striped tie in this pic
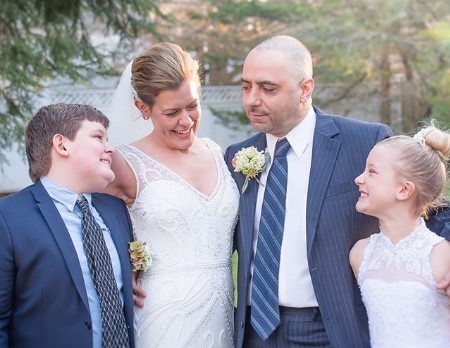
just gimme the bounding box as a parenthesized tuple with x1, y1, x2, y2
(251, 138, 291, 340)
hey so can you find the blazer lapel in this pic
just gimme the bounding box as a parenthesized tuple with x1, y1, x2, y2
(306, 113, 340, 256)
(239, 133, 267, 266)
(32, 181, 90, 310)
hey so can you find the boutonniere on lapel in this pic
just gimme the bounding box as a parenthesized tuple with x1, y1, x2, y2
(129, 240, 152, 274)
(232, 146, 269, 193)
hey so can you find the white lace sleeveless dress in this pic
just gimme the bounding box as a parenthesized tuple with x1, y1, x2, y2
(118, 139, 239, 348)
(358, 219, 450, 348)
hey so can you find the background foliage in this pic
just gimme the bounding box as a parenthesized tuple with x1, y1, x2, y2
(0, 0, 165, 164)
(1, 0, 449, 166)
(164, 0, 450, 133)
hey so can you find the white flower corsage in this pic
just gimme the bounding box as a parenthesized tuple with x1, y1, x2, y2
(232, 146, 269, 193)
(129, 240, 152, 272)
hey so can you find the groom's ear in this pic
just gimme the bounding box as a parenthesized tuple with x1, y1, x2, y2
(300, 78, 314, 103)
(135, 99, 151, 120)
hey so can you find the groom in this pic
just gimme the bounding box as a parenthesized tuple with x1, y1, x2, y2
(0, 104, 135, 348)
(225, 35, 393, 347)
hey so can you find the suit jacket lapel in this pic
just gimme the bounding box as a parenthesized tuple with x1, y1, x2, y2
(239, 133, 266, 266)
(32, 181, 90, 310)
(306, 113, 340, 256)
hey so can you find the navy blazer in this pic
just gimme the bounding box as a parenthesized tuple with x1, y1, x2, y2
(224, 107, 393, 348)
(0, 181, 135, 348)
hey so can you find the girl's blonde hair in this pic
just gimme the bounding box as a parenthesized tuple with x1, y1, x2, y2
(379, 121, 450, 217)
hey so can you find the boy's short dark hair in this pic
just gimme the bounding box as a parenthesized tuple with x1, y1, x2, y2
(25, 103, 109, 182)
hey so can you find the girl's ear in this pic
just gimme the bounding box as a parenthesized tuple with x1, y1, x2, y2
(52, 134, 69, 157)
(397, 180, 416, 201)
(134, 99, 151, 120)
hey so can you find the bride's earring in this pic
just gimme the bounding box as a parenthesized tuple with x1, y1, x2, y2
(135, 99, 150, 120)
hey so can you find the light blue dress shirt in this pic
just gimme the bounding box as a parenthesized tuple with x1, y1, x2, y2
(41, 177, 125, 348)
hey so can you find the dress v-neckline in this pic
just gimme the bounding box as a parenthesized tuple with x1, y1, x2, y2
(128, 139, 221, 200)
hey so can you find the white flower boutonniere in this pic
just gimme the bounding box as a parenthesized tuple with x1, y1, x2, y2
(232, 146, 269, 193)
(129, 240, 152, 272)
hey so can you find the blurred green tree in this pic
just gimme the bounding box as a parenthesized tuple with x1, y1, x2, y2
(299, 0, 450, 132)
(0, 0, 165, 165)
(166, 0, 450, 133)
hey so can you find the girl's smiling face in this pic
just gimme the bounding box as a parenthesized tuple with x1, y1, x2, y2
(355, 143, 404, 219)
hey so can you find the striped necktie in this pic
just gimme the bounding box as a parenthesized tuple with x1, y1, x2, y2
(77, 195, 130, 348)
(251, 138, 290, 341)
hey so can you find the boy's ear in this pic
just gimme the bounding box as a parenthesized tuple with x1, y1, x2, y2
(397, 180, 415, 201)
(52, 134, 69, 157)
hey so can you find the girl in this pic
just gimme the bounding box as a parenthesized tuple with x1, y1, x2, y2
(350, 123, 450, 347)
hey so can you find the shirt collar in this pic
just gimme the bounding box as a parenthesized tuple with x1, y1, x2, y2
(41, 177, 93, 212)
(265, 107, 316, 159)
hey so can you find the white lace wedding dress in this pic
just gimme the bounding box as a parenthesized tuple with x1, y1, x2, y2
(118, 139, 239, 348)
(358, 219, 450, 348)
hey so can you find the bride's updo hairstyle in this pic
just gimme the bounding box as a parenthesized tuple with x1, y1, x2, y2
(131, 42, 201, 109)
(379, 121, 450, 216)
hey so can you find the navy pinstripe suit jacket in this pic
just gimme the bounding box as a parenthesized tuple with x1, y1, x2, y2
(224, 107, 393, 348)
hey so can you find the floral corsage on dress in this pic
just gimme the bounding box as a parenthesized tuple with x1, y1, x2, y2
(129, 240, 152, 279)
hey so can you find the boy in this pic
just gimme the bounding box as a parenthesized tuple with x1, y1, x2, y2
(0, 104, 135, 348)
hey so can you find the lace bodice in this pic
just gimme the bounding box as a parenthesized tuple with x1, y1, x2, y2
(358, 219, 450, 347)
(118, 139, 239, 348)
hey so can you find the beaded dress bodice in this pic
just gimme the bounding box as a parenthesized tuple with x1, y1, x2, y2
(118, 139, 239, 348)
(358, 219, 450, 348)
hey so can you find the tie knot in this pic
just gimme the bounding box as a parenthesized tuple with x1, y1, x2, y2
(274, 138, 290, 158)
(76, 195, 90, 214)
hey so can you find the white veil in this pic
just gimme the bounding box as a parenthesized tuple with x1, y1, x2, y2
(106, 60, 152, 146)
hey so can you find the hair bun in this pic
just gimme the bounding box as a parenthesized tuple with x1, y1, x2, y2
(419, 122, 450, 158)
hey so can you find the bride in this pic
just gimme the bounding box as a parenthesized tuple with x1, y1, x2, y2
(104, 43, 239, 347)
